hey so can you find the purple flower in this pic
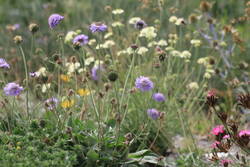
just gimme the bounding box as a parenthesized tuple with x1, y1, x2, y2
(29, 72, 38, 78)
(91, 65, 104, 81)
(3, 82, 23, 96)
(152, 93, 165, 102)
(89, 22, 108, 33)
(135, 20, 147, 30)
(147, 108, 160, 120)
(13, 24, 20, 30)
(135, 76, 154, 91)
(48, 14, 64, 29)
(0, 58, 10, 69)
(73, 34, 89, 46)
(45, 97, 58, 110)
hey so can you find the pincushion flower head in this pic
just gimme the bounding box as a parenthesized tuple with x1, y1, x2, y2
(152, 93, 165, 102)
(135, 76, 154, 92)
(45, 97, 58, 110)
(89, 22, 108, 33)
(48, 14, 64, 29)
(4, 82, 23, 96)
(0, 58, 10, 69)
(147, 108, 160, 120)
(135, 20, 147, 30)
(73, 34, 89, 46)
(91, 65, 104, 81)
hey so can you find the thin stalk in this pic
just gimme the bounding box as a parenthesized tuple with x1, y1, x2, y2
(19, 46, 30, 120)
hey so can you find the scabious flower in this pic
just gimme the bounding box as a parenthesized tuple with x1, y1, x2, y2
(3, 82, 23, 96)
(0, 58, 10, 69)
(91, 65, 104, 81)
(134, 20, 147, 30)
(212, 125, 225, 136)
(48, 14, 64, 29)
(139, 27, 157, 40)
(152, 93, 165, 102)
(45, 97, 58, 110)
(135, 76, 154, 92)
(147, 108, 160, 120)
(73, 34, 89, 46)
(89, 22, 108, 33)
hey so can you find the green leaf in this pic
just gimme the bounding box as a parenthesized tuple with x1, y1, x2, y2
(128, 149, 150, 158)
(86, 150, 99, 161)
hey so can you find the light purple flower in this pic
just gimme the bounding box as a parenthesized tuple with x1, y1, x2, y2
(45, 97, 58, 110)
(3, 82, 23, 96)
(89, 22, 107, 33)
(91, 65, 104, 81)
(152, 93, 165, 102)
(135, 76, 154, 91)
(73, 34, 89, 46)
(147, 108, 160, 120)
(135, 20, 147, 30)
(0, 58, 10, 69)
(13, 24, 20, 30)
(48, 14, 64, 29)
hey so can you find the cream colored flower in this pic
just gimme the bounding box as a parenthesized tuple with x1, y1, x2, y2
(104, 32, 113, 39)
(175, 18, 185, 25)
(112, 22, 124, 27)
(112, 9, 124, 15)
(65, 31, 77, 44)
(42, 83, 51, 93)
(169, 16, 178, 23)
(180, 50, 191, 58)
(190, 39, 202, 47)
(187, 82, 199, 90)
(139, 26, 157, 40)
(37, 67, 47, 77)
(88, 39, 96, 46)
(85, 57, 95, 66)
(137, 47, 149, 55)
(157, 39, 168, 46)
(128, 17, 141, 24)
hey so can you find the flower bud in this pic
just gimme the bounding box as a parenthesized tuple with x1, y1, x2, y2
(29, 23, 39, 34)
(13, 35, 23, 44)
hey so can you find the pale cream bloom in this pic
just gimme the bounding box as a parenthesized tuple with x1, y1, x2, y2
(139, 26, 157, 40)
(112, 9, 124, 15)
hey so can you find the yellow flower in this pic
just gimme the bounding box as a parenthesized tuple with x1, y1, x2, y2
(77, 89, 90, 96)
(60, 74, 70, 82)
(61, 99, 75, 108)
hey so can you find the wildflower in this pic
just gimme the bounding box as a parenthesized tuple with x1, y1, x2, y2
(85, 57, 95, 66)
(112, 9, 124, 15)
(104, 32, 113, 39)
(238, 130, 250, 137)
(108, 71, 118, 82)
(137, 47, 148, 55)
(65, 62, 81, 74)
(88, 39, 96, 46)
(73, 34, 89, 46)
(135, 76, 154, 92)
(206, 89, 218, 107)
(157, 39, 168, 46)
(77, 89, 90, 96)
(187, 82, 199, 90)
(48, 14, 64, 29)
(3, 82, 23, 96)
(220, 159, 232, 167)
(180, 50, 191, 58)
(200, 1, 212, 12)
(135, 20, 147, 30)
(29, 72, 38, 78)
(190, 39, 202, 47)
(41, 83, 51, 93)
(139, 27, 157, 40)
(223, 135, 230, 139)
(96, 40, 115, 49)
(152, 93, 165, 102)
(13, 35, 23, 44)
(60, 74, 70, 82)
(128, 17, 141, 24)
(212, 125, 224, 136)
(211, 141, 221, 148)
(29, 23, 39, 34)
(45, 97, 58, 110)
(91, 65, 104, 81)
(111, 21, 124, 28)
(61, 99, 75, 108)
(0, 58, 10, 69)
(89, 22, 108, 33)
(65, 31, 77, 44)
(37, 67, 47, 77)
(147, 108, 160, 120)
(169, 16, 178, 23)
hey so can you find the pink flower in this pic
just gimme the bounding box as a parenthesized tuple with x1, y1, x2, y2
(212, 125, 224, 136)
(221, 159, 232, 167)
(223, 135, 230, 139)
(238, 130, 250, 137)
(211, 141, 221, 148)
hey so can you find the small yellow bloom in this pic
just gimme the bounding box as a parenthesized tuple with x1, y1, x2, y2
(61, 99, 75, 108)
(16, 146, 21, 150)
(77, 89, 90, 96)
(60, 74, 70, 82)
